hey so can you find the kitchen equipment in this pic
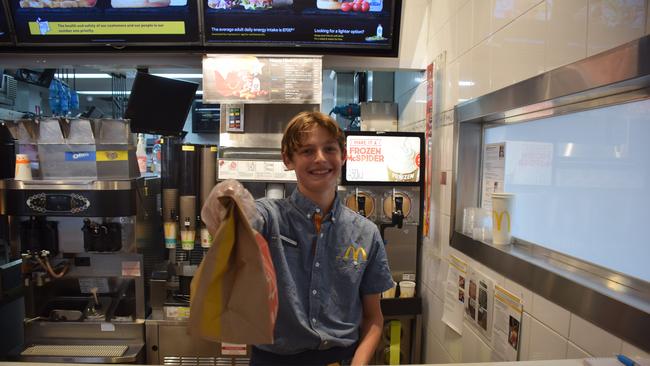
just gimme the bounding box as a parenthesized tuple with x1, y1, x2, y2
(338, 131, 425, 364)
(0, 173, 158, 363)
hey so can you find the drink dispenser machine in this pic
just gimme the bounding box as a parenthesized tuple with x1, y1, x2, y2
(339, 131, 424, 365)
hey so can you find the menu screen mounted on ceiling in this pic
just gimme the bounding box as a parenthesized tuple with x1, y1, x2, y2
(9, 0, 199, 45)
(202, 55, 322, 104)
(342, 131, 424, 186)
(203, 0, 401, 55)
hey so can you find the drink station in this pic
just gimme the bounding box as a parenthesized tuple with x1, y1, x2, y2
(339, 131, 424, 365)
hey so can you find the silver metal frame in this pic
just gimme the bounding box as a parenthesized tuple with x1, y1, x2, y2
(0, 179, 139, 191)
(452, 35, 650, 352)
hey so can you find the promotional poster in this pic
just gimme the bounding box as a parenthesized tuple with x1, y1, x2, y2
(345, 134, 421, 183)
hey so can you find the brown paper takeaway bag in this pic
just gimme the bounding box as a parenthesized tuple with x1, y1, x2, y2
(189, 196, 278, 344)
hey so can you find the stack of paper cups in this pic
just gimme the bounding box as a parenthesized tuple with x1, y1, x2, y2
(491, 193, 515, 245)
(200, 227, 213, 248)
(381, 281, 397, 299)
(266, 183, 284, 199)
(15, 154, 32, 180)
(399, 281, 416, 298)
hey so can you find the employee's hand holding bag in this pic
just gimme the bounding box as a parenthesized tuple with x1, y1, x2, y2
(189, 180, 278, 345)
(199, 179, 262, 236)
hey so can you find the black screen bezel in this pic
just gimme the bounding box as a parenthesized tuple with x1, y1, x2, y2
(9, 0, 200, 46)
(0, 1, 13, 44)
(341, 130, 424, 187)
(202, 0, 402, 57)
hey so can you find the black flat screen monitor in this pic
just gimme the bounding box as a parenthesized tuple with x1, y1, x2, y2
(14, 69, 56, 88)
(125, 72, 198, 136)
(341, 131, 424, 186)
(203, 0, 401, 56)
(0, 3, 11, 43)
(9, 0, 199, 46)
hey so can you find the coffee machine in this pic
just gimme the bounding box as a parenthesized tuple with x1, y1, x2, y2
(0, 118, 158, 363)
(338, 131, 424, 365)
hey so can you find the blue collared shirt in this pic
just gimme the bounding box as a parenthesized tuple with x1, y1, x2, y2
(253, 189, 394, 355)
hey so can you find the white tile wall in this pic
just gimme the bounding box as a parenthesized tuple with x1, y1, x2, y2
(394, 71, 424, 99)
(437, 213, 451, 252)
(439, 20, 457, 65)
(429, 0, 464, 35)
(428, 13, 439, 61)
(472, 40, 492, 97)
(460, 323, 481, 362)
(491, 0, 546, 34)
(490, 1, 547, 91)
(528, 316, 568, 360)
(440, 124, 454, 171)
(428, 293, 446, 342)
(456, 0, 474, 57)
(439, 175, 453, 216)
(434, 259, 449, 299)
(569, 314, 623, 357)
(545, 0, 588, 71)
(442, 323, 464, 361)
(399, 0, 431, 69)
(397, 87, 425, 128)
(587, 0, 647, 56)
(421, 250, 440, 294)
(444, 60, 459, 110)
(424, 328, 455, 364)
(422, 284, 437, 337)
(414, 82, 427, 122)
(418, 0, 650, 363)
(566, 341, 591, 359)
(531, 293, 571, 337)
(519, 312, 532, 360)
(473, 0, 493, 44)
(458, 52, 473, 103)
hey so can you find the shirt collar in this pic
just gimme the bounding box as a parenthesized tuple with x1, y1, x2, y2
(289, 188, 341, 223)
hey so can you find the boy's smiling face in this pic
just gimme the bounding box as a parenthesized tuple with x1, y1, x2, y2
(283, 125, 346, 200)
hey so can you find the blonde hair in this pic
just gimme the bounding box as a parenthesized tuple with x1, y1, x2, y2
(281, 111, 345, 160)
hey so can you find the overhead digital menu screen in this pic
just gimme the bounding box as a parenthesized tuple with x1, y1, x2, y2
(342, 132, 424, 185)
(203, 0, 400, 55)
(10, 0, 199, 45)
(0, 3, 11, 43)
(203, 55, 322, 104)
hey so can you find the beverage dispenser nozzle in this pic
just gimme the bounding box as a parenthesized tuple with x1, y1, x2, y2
(380, 195, 405, 240)
(357, 195, 367, 217)
(392, 196, 404, 229)
(180, 215, 196, 251)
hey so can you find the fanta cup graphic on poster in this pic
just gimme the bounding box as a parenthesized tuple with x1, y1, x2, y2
(491, 193, 514, 245)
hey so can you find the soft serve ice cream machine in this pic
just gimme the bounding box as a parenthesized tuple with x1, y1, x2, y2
(339, 131, 424, 365)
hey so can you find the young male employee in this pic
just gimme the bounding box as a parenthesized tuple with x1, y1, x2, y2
(202, 111, 394, 365)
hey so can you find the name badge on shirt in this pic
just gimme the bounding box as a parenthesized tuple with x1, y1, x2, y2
(279, 234, 298, 247)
